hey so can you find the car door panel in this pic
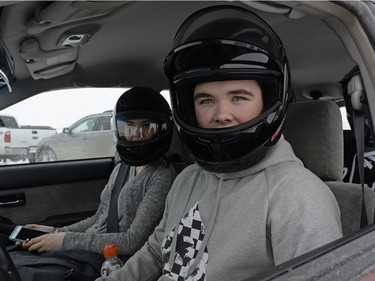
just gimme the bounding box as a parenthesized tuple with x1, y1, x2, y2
(0, 158, 114, 227)
(66, 131, 91, 159)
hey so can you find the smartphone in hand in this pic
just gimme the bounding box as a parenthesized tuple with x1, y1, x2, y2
(9, 225, 49, 243)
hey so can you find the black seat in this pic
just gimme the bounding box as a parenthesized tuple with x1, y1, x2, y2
(0, 239, 21, 281)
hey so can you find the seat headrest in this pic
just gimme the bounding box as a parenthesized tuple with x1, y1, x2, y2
(166, 122, 194, 165)
(283, 100, 343, 181)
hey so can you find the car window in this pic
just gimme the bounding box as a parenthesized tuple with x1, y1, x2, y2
(340, 106, 351, 130)
(0, 88, 127, 165)
(71, 117, 97, 133)
(0, 115, 18, 128)
(0, 88, 170, 165)
(97, 116, 112, 131)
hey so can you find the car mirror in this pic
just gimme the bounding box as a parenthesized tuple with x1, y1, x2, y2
(0, 40, 15, 93)
(63, 127, 71, 134)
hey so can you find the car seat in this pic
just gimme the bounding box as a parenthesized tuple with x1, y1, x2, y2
(166, 123, 194, 173)
(283, 99, 375, 235)
(0, 238, 21, 281)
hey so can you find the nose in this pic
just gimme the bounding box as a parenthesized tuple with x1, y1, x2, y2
(134, 126, 143, 138)
(213, 103, 233, 126)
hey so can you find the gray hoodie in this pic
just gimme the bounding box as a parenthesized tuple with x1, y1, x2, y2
(97, 136, 342, 281)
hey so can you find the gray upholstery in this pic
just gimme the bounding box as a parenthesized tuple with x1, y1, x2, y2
(283, 100, 343, 181)
(328, 181, 374, 235)
(283, 100, 375, 236)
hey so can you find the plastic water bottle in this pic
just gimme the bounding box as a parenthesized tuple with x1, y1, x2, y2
(100, 243, 124, 277)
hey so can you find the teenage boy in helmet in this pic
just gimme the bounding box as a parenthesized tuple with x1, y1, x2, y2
(5, 87, 177, 280)
(97, 6, 342, 281)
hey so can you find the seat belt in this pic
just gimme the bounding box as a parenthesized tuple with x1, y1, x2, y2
(107, 162, 129, 233)
(349, 75, 368, 227)
(353, 110, 368, 228)
(364, 103, 375, 146)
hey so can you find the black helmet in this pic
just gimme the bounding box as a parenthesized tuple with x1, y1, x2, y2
(112, 87, 173, 166)
(164, 5, 291, 173)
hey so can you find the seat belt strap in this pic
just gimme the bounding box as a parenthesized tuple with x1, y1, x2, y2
(353, 110, 368, 228)
(107, 162, 129, 233)
(364, 103, 375, 148)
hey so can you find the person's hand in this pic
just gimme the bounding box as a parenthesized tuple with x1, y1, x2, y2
(25, 224, 55, 233)
(22, 232, 66, 253)
(14, 224, 56, 248)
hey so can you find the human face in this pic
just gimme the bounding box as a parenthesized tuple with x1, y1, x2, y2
(193, 80, 263, 128)
(122, 118, 157, 141)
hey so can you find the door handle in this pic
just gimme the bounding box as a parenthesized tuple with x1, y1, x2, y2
(0, 193, 26, 207)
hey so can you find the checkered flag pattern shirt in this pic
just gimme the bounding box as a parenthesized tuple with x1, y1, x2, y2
(162, 202, 208, 280)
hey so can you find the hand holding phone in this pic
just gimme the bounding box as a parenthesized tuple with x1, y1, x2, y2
(9, 225, 49, 243)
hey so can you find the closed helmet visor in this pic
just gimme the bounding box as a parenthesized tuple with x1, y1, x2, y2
(116, 113, 168, 141)
(114, 111, 171, 143)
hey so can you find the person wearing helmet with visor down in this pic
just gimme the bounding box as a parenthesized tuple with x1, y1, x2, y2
(96, 6, 342, 281)
(6, 87, 177, 281)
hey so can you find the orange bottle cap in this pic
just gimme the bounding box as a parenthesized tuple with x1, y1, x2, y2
(103, 243, 119, 258)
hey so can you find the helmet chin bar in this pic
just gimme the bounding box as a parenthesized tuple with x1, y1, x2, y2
(176, 105, 284, 173)
(194, 139, 271, 173)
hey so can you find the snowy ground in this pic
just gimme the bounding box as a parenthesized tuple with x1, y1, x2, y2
(1, 158, 29, 165)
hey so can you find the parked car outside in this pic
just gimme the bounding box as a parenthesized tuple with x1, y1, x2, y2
(0, 114, 56, 162)
(35, 110, 115, 162)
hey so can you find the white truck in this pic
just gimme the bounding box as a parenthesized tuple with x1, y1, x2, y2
(0, 114, 57, 163)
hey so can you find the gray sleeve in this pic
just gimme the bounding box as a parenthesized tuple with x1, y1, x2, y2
(267, 166, 343, 265)
(62, 165, 175, 255)
(57, 215, 98, 233)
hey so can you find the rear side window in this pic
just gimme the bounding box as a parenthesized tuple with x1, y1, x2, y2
(0, 88, 126, 165)
(0, 116, 18, 128)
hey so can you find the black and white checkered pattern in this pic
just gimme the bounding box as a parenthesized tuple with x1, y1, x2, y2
(162, 202, 208, 280)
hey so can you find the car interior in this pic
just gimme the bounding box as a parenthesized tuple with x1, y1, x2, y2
(1, 1, 375, 280)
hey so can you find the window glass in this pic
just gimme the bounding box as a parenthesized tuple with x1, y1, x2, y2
(97, 116, 112, 131)
(71, 118, 97, 133)
(0, 115, 18, 128)
(0, 88, 127, 165)
(340, 106, 351, 130)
